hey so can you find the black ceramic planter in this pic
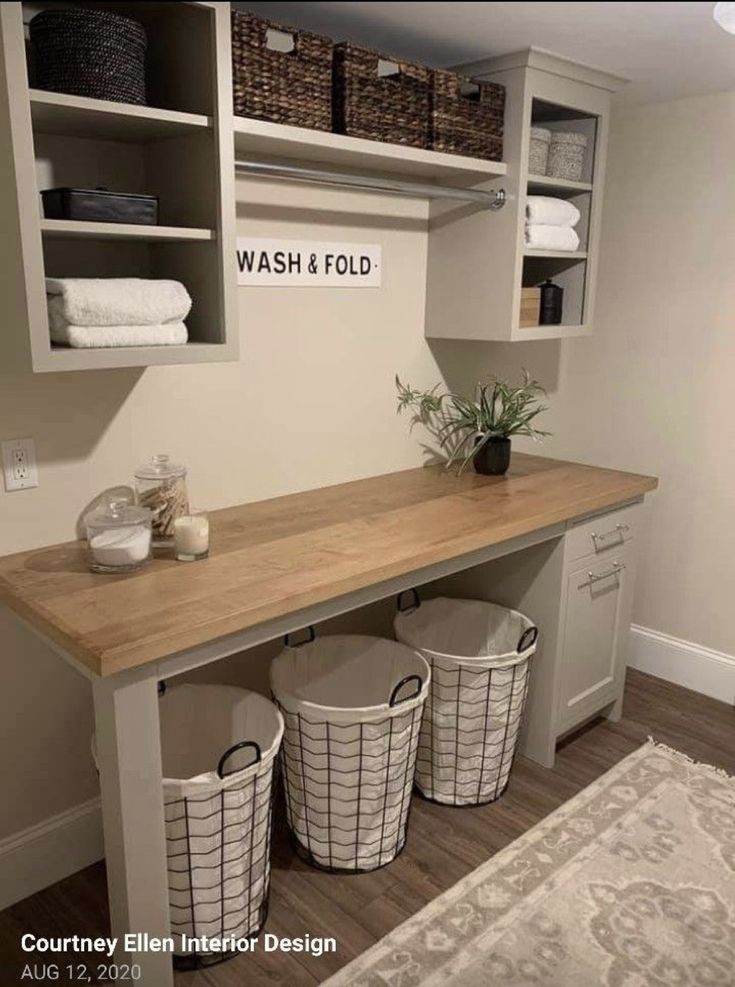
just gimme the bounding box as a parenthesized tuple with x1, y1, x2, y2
(473, 437, 511, 476)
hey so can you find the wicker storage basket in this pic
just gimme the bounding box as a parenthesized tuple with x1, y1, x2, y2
(430, 70, 504, 161)
(29, 8, 146, 106)
(547, 131, 588, 182)
(231, 11, 332, 131)
(333, 44, 431, 149)
(528, 127, 551, 175)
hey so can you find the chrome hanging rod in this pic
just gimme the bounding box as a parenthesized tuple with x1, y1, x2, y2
(234, 158, 506, 210)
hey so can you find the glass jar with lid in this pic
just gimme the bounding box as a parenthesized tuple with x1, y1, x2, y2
(134, 454, 189, 546)
(85, 497, 152, 573)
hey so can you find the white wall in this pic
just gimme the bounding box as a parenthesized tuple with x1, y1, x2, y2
(536, 91, 735, 659)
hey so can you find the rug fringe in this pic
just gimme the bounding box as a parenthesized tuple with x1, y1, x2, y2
(645, 736, 735, 782)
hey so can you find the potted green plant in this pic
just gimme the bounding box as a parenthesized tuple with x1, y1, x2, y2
(396, 371, 550, 475)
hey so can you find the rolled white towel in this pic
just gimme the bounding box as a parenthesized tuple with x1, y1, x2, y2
(45, 278, 191, 330)
(526, 195, 580, 228)
(525, 224, 580, 252)
(50, 322, 189, 349)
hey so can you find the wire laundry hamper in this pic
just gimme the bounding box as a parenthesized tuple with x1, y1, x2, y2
(394, 593, 538, 807)
(270, 631, 430, 873)
(157, 685, 283, 968)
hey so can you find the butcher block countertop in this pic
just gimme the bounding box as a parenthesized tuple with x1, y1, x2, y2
(0, 455, 656, 678)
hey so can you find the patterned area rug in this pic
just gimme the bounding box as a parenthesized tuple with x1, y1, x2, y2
(323, 741, 735, 987)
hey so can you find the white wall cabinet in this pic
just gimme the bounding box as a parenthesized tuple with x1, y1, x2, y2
(0, 10, 623, 369)
(0, 1, 238, 373)
(427, 49, 625, 341)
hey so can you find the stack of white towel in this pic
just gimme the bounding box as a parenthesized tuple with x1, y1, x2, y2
(46, 278, 192, 348)
(525, 196, 581, 252)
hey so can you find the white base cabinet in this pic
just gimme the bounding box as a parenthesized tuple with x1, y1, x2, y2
(557, 546, 635, 733)
(418, 498, 645, 769)
(523, 500, 643, 766)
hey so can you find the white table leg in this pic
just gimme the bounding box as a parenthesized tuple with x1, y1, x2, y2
(93, 673, 173, 987)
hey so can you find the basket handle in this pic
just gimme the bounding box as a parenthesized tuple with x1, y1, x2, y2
(460, 80, 481, 102)
(265, 26, 296, 54)
(517, 626, 539, 653)
(284, 626, 316, 648)
(389, 674, 423, 707)
(217, 741, 262, 779)
(396, 588, 421, 614)
(377, 57, 402, 79)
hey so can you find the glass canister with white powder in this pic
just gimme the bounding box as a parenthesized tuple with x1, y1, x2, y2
(85, 498, 152, 573)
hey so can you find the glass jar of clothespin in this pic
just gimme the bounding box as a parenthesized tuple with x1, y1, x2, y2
(134, 454, 189, 547)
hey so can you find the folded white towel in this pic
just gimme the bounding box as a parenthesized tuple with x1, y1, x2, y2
(525, 224, 580, 252)
(50, 323, 189, 349)
(526, 195, 581, 228)
(46, 278, 191, 329)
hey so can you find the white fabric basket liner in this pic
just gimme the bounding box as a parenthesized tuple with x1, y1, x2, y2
(394, 597, 537, 806)
(96, 684, 284, 950)
(271, 635, 430, 870)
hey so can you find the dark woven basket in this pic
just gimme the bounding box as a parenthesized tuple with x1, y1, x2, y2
(231, 11, 332, 131)
(29, 8, 146, 106)
(430, 70, 505, 161)
(333, 44, 430, 149)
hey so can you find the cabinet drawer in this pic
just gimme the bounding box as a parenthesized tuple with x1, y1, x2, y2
(566, 504, 638, 564)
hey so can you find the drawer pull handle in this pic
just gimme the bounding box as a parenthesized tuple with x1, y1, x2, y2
(591, 523, 630, 544)
(586, 562, 626, 585)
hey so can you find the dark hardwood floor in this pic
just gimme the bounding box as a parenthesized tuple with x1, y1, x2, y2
(2, 669, 733, 986)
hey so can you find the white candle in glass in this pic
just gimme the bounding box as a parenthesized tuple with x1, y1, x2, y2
(173, 511, 209, 560)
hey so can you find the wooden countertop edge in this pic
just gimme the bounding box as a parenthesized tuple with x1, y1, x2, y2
(95, 473, 656, 678)
(0, 587, 104, 675)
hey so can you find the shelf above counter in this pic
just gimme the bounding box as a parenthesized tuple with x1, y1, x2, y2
(43, 341, 232, 373)
(40, 219, 215, 242)
(527, 173, 593, 194)
(524, 249, 588, 259)
(29, 89, 213, 142)
(513, 323, 591, 341)
(234, 116, 507, 184)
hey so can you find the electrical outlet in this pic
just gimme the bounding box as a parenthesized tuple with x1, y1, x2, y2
(2, 438, 38, 491)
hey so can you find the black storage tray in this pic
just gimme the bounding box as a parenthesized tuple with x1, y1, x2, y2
(41, 187, 159, 225)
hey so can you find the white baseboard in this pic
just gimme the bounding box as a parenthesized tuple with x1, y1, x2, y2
(0, 797, 103, 911)
(629, 624, 735, 705)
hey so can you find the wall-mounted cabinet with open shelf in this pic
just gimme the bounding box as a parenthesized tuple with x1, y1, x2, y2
(0, 0, 237, 373)
(1, 3, 621, 370)
(426, 48, 624, 341)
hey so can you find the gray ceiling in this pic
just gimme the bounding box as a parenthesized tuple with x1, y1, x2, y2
(234, 2, 735, 104)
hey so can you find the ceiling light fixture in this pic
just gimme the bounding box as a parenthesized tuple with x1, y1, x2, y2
(714, 1, 735, 33)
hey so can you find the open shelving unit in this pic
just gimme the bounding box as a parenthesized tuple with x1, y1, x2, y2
(28, 88, 213, 140)
(234, 115, 507, 183)
(40, 219, 215, 241)
(518, 95, 598, 334)
(0, 1, 237, 372)
(426, 48, 624, 341)
(527, 173, 593, 194)
(524, 249, 588, 259)
(0, 7, 622, 368)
